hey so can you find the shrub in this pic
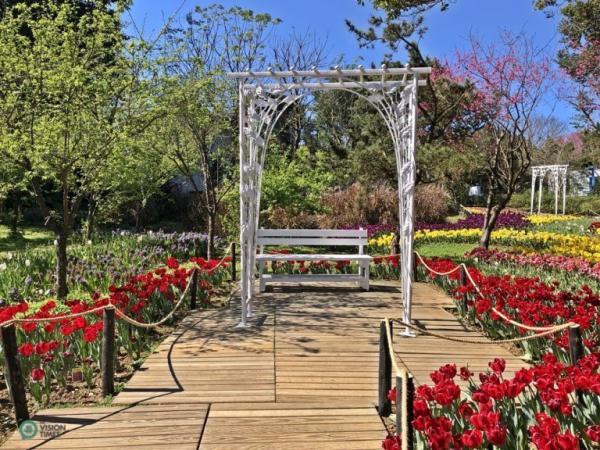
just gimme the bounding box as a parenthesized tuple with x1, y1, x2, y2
(414, 184, 452, 223)
(264, 206, 320, 229)
(319, 183, 397, 228)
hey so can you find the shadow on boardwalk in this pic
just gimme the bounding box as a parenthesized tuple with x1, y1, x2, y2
(2, 281, 527, 450)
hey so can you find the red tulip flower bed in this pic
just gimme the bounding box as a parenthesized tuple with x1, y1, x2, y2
(0, 256, 229, 404)
(417, 257, 600, 364)
(466, 247, 600, 289)
(384, 354, 600, 449)
(263, 249, 401, 278)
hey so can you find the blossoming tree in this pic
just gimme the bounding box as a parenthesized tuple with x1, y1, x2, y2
(451, 32, 557, 248)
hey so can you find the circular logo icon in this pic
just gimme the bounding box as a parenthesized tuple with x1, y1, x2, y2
(18, 420, 38, 440)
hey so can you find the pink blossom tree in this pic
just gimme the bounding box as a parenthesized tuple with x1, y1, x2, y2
(451, 32, 557, 248)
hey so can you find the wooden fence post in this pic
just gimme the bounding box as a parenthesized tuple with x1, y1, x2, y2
(1, 325, 29, 423)
(231, 243, 237, 281)
(395, 375, 402, 438)
(378, 321, 393, 417)
(412, 252, 418, 282)
(395, 373, 415, 450)
(407, 375, 415, 450)
(101, 307, 115, 397)
(190, 269, 198, 310)
(569, 324, 585, 410)
(568, 325, 584, 366)
(459, 266, 468, 309)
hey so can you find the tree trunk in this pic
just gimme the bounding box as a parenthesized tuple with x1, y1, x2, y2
(85, 199, 96, 242)
(479, 210, 499, 249)
(56, 171, 71, 300)
(207, 211, 215, 260)
(480, 187, 497, 249)
(56, 227, 69, 299)
(133, 208, 141, 232)
(9, 193, 20, 237)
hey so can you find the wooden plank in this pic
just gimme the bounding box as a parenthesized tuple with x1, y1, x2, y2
(2, 404, 208, 449)
(1, 281, 529, 449)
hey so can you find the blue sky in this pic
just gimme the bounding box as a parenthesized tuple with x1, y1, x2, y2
(126, 0, 575, 125)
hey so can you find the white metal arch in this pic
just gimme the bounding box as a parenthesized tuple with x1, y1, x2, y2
(530, 165, 569, 215)
(228, 65, 432, 334)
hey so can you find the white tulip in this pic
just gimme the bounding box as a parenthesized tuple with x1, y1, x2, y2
(25, 259, 31, 267)
(0, 263, 6, 271)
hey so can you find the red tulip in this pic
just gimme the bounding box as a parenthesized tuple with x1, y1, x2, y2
(31, 368, 45, 382)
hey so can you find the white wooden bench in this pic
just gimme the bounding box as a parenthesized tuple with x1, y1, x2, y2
(256, 229, 372, 292)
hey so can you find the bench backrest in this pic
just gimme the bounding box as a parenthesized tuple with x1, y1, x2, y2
(257, 229, 368, 253)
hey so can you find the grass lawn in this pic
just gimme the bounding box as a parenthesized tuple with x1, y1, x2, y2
(415, 242, 513, 260)
(0, 224, 53, 253)
(533, 216, 595, 235)
(415, 242, 476, 260)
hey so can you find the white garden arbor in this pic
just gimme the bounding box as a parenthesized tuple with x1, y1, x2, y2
(530, 165, 569, 214)
(228, 65, 431, 332)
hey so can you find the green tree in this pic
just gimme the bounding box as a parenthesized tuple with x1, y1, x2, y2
(347, 0, 452, 53)
(96, 134, 175, 232)
(0, 1, 132, 298)
(152, 5, 282, 258)
(536, 0, 600, 132)
(158, 73, 234, 259)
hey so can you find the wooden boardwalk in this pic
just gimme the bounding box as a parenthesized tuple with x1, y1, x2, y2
(3, 281, 527, 449)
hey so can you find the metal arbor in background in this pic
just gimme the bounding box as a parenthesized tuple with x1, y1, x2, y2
(530, 165, 569, 215)
(228, 65, 431, 332)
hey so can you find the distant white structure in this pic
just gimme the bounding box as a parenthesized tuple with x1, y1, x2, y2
(530, 165, 569, 214)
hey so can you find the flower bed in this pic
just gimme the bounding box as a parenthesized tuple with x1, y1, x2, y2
(526, 214, 579, 225)
(266, 253, 401, 279)
(0, 256, 230, 404)
(467, 248, 600, 287)
(415, 228, 600, 263)
(0, 231, 214, 304)
(384, 354, 600, 449)
(417, 257, 600, 363)
(341, 223, 396, 237)
(416, 212, 529, 231)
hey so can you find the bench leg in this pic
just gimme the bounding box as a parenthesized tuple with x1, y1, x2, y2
(259, 261, 266, 293)
(362, 262, 370, 291)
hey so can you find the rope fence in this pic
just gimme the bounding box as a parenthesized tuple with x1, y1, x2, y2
(0, 244, 238, 424)
(390, 318, 574, 345)
(2, 245, 235, 330)
(377, 253, 587, 448)
(413, 251, 577, 335)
